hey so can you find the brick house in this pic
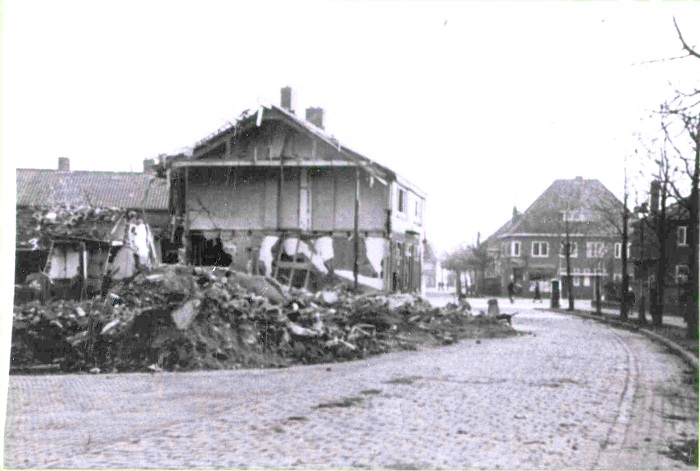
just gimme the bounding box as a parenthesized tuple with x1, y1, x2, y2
(484, 177, 633, 299)
(168, 87, 426, 293)
(631, 192, 695, 314)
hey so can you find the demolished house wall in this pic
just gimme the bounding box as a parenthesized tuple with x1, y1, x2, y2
(176, 103, 425, 293)
(181, 158, 394, 290)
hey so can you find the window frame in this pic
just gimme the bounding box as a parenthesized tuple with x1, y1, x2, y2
(676, 264, 690, 284)
(511, 241, 521, 257)
(614, 242, 622, 259)
(397, 188, 406, 214)
(531, 241, 549, 258)
(677, 226, 688, 246)
(559, 241, 578, 258)
(586, 241, 605, 258)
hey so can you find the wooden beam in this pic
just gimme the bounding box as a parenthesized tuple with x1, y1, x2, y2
(172, 160, 358, 168)
(354, 165, 360, 291)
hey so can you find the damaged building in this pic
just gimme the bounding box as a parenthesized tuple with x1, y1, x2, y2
(170, 87, 427, 292)
(15, 157, 170, 300)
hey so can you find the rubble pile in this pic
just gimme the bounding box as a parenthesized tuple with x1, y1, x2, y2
(11, 265, 517, 373)
(17, 205, 126, 248)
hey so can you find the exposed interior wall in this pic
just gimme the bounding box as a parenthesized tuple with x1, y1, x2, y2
(187, 167, 269, 230)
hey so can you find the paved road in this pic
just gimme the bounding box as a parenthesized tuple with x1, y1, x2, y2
(4, 308, 697, 469)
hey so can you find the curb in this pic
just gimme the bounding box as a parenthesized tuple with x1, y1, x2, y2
(545, 308, 699, 371)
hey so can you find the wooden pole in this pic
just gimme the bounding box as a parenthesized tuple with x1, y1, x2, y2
(184, 167, 191, 264)
(353, 165, 360, 291)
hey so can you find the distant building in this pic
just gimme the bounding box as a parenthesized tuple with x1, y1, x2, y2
(422, 242, 438, 290)
(484, 177, 632, 299)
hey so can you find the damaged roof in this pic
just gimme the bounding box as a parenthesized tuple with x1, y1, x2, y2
(488, 178, 624, 239)
(185, 102, 426, 198)
(16, 169, 169, 210)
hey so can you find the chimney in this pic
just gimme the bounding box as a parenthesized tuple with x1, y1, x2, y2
(280, 86, 296, 113)
(512, 206, 520, 223)
(305, 107, 325, 129)
(58, 157, 70, 172)
(143, 158, 157, 174)
(650, 180, 660, 213)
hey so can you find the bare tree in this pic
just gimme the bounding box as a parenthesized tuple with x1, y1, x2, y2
(647, 18, 699, 335)
(441, 245, 470, 296)
(591, 160, 634, 320)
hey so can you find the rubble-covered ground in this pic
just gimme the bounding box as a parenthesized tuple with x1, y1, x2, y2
(10, 265, 518, 374)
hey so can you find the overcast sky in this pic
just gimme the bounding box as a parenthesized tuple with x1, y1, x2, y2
(3, 0, 699, 254)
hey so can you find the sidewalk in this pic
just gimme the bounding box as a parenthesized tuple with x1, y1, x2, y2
(591, 304, 687, 329)
(549, 304, 698, 359)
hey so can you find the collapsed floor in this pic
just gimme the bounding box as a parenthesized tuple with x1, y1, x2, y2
(10, 265, 518, 373)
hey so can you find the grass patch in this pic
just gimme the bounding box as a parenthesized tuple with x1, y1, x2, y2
(360, 389, 382, 395)
(287, 416, 308, 421)
(315, 396, 364, 409)
(384, 376, 422, 385)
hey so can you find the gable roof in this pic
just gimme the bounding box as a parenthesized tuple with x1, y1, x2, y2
(16, 169, 169, 210)
(185, 103, 427, 199)
(488, 178, 624, 240)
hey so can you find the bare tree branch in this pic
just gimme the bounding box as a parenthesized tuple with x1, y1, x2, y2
(674, 17, 700, 60)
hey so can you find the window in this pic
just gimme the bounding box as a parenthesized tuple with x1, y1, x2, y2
(613, 273, 622, 282)
(397, 188, 406, 213)
(627, 243, 631, 258)
(676, 265, 690, 284)
(573, 276, 580, 287)
(586, 242, 605, 258)
(677, 226, 688, 246)
(563, 209, 592, 222)
(510, 241, 521, 257)
(614, 243, 622, 259)
(559, 241, 578, 258)
(414, 199, 423, 224)
(532, 241, 549, 257)
(583, 276, 591, 287)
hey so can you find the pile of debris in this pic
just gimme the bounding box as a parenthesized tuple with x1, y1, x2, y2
(10, 265, 517, 373)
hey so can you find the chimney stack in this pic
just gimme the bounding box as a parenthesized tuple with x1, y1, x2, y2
(305, 107, 325, 129)
(143, 158, 156, 174)
(58, 157, 70, 172)
(650, 180, 660, 213)
(280, 86, 296, 113)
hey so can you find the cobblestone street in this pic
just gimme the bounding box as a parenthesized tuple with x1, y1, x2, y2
(4, 307, 697, 469)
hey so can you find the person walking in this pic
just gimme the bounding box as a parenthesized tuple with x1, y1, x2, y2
(507, 280, 515, 303)
(533, 281, 542, 303)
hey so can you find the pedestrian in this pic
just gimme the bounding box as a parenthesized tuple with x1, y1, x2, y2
(533, 281, 542, 303)
(507, 280, 515, 303)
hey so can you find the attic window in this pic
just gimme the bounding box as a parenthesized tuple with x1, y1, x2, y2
(562, 209, 591, 222)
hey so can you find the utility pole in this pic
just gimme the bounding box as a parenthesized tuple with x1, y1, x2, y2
(565, 218, 574, 311)
(637, 203, 649, 325)
(353, 165, 360, 291)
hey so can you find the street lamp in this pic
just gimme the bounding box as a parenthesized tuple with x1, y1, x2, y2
(635, 202, 649, 325)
